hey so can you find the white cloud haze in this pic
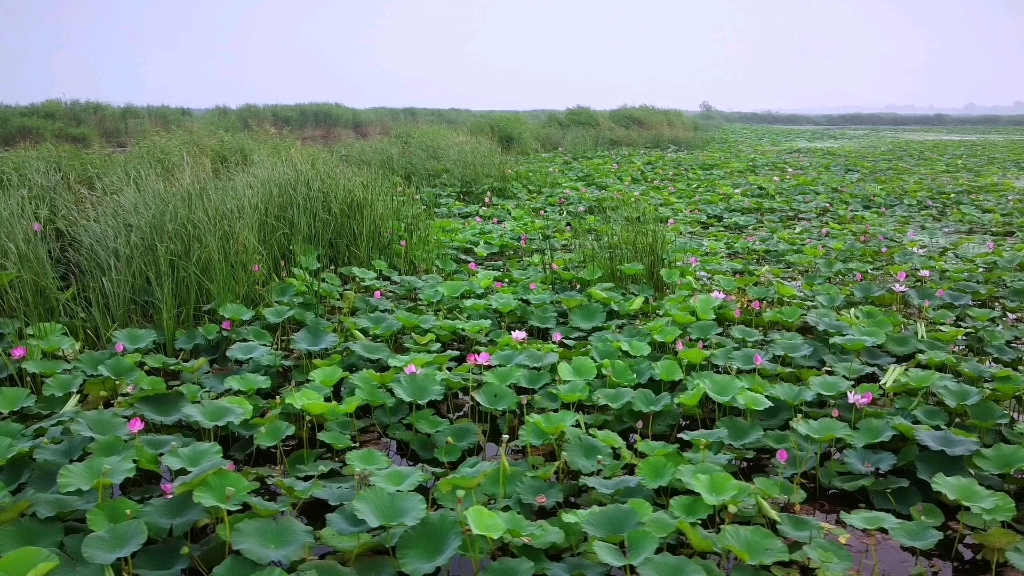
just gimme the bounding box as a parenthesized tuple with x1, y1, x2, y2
(1, 0, 1022, 110)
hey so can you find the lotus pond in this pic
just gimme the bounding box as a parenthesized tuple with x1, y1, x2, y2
(2, 126, 1024, 576)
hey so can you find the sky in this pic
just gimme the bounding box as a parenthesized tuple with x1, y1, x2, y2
(1, 0, 1022, 111)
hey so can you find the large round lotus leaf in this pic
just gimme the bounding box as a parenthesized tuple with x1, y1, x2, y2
(163, 442, 224, 471)
(887, 521, 942, 550)
(472, 381, 520, 411)
(580, 504, 642, 538)
(0, 388, 35, 413)
(972, 443, 1024, 475)
(131, 537, 191, 576)
(916, 429, 981, 456)
(80, 519, 149, 565)
(369, 466, 430, 492)
(557, 357, 598, 381)
(85, 498, 143, 531)
(352, 487, 426, 527)
(395, 511, 463, 576)
(193, 469, 259, 510)
(569, 303, 606, 330)
(57, 455, 136, 493)
(685, 473, 742, 506)
(0, 547, 61, 576)
(223, 373, 272, 392)
(230, 516, 314, 565)
(111, 328, 158, 352)
(716, 524, 789, 565)
(480, 558, 535, 576)
(290, 325, 339, 353)
(254, 419, 296, 448)
(636, 554, 705, 576)
(839, 509, 900, 531)
(140, 494, 210, 538)
(562, 435, 612, 474)
(464, 506, 505, 539)
(390, 372, 445, 405)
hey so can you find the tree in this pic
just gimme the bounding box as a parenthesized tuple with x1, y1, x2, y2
(699, 101, 716, 112)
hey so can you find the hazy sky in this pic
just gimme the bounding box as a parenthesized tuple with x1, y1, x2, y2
(2, 0, 1022, 111)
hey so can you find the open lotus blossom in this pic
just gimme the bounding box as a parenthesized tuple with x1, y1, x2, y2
(754, 354, 764, 367)
(776, 449, 788, 464)
(855, 273, 863, 281)
(746, 236, 755, 242)
(988, 241, 996, 251)
(919, 270, 931, 278)
(529, 283, 537, 290)
(821, 228, 829, 236)
(467, 352, 492, 366)
(668, 219, 676, 226)
(711, 290, 727, 300)
(221, 320, 232, 331)
(847, 390, 873, 408)
(492, 218, 499, 224)
(128, 417, 146, 435)
(892, 283, 908, 293)
(475, 217, 483, 223)
(485, 197, 491, 204)
(936, 288, 946, 297)
(552, 332, 563, 343)
(115, 342, 126, 354)
(913, 247, 926, 254)
(923, 300, 931, 307)
(908, 231, 916, 238)
(511, 330, 528, 342)
(404, 364, 421, 375)
(751, 300, 762, 311)
(9, 346, 27, 361)
(494, 282, 504, 289)
(373, 290, 382, 299)
(881, 247, 888, 253)
(160, 482, 174, 498)
(550, 263, 559, 271)
(400, 240, 406, 247)
(468, 262, 479, 271)
(32, 222, 43, 233)
(689, 257, 699, 267)
(896, 271, 907, 282)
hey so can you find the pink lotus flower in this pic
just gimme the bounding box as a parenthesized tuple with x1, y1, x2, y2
(668, 219, 676, 226)
(485, 197, 491, 204)
(988, 241, 995, 251)
(404, 364, 421, 375)
(846, 390, 873, 408)
(881, 247, 888, 253)
(892, 283, 908, 293)
(936, 288, 946, 297)
(226, 462, 236, 471)
(10, 346, 27, 361)
(494, 282, 504, 289)
(832, 408, 840, 418)
(373, 290, 382, 300)
(855, 273, 863, 281)
(552, 332, 563, 343)
(896, 271, 907, 282)
(221, 320, 232, 331)
(711, 290, 727, 300)
(697, 341, 704, 349)
(474, 352, 492, 366)
(860, 235, 867, 242)
(550, 263, 559, 271)
(734, 308, 742, 318)
(821, 228, 829, 236)
(689, 257, 700, 267)
(400, 240, 407, 248)
(32, 222, 43, 233)
(469, 262, 479, 271)
(521, 235, 528, 247)
(746, 236, 755, 242)
(675, 340, 684, 351)
(511, 330, 528, 342)
(776, 449, 788, 464)
(751, 300, 762, 311)
(475, 217, 483, 223)
(115, 342, 126, 354)
(160, 482, 174, 498)
(919, 270, 931, 278)
(923, 300, 931, 307)
(492, 218, 499, 224)
(754, 354, 764, 367)
(913, 247, 926, 255)
(128, 417, 145, 435)
(529, 283, 537, 290)
(252, 264, 261, 273)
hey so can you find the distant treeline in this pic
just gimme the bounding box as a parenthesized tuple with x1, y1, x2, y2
(0, 100, 704, 153)
(703, 110, 1024, 127)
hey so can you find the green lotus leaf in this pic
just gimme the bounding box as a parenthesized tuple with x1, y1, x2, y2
(562, 434, 613, 474)
(193, 469, 259, 510)
(916, 428, 980, 456)
(230, 516, 314, 565)
(352, 487, 426, 527)
(480, 558, 536, 576)
(464, 505, 505, 539)
(0, 546, 61, 576)
(557, 356, 598, 381)
(717, 524, 789, 565)
(395, 511, 463, 576)
(80, 519, 148, 565)
(887, 521, 942, 550)
(580, 504, 642, 538)
(839, 509, 900, 531)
